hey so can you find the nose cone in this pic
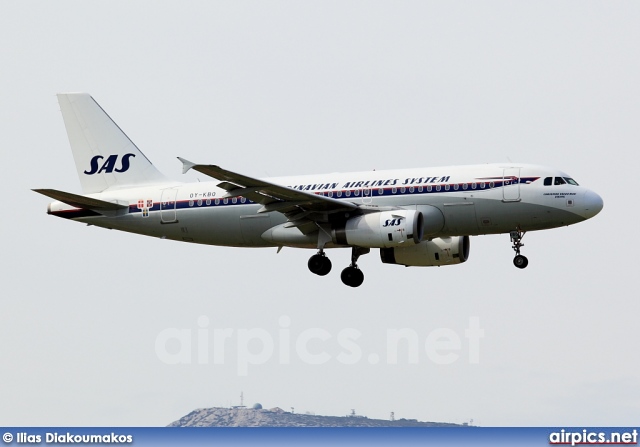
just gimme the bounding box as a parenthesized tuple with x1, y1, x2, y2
(582, 190, 603, 219)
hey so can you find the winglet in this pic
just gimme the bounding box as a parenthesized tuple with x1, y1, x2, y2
(177, 157, 197, 174)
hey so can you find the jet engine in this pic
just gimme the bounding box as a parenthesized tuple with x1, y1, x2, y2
(380, 236, 470, 266)
(333, 210, 424, 248)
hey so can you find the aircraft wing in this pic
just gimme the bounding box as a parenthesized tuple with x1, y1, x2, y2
(178, 158, 358, 233)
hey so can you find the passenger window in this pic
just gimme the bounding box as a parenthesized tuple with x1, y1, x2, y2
(544, 177, 552, 186)
(554, 177, 566, 185)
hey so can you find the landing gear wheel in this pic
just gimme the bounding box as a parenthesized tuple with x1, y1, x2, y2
(513, 255, 529, 269)
(339, 247, 369, 287)
(510, 228, 528, 269)
(341, 266, 364, 287)
(308, 254, 332, 276)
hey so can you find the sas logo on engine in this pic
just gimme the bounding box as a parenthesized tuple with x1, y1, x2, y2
(84, 153, 136, 175)
(382, 218, 403, 227)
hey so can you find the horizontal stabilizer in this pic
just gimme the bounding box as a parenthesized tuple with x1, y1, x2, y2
(33, 189, 127, 211)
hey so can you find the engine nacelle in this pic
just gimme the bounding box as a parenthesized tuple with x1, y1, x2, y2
(333, 210, 424, 248)
(380, 236, 470, 266)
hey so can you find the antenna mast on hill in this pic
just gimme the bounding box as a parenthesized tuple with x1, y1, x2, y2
(240, 391, 244, 407)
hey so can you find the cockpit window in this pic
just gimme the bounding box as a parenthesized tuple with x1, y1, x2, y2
(543, 176, 578, 186)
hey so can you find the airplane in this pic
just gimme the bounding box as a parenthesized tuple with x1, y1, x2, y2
(34, 93, 604, 287)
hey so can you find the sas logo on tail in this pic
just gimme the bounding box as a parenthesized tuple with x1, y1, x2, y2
(84, 153, 135, 175)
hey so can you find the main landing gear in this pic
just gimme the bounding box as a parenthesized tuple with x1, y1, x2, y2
(308, 251, 332, 276)
(510, 229, 529, 269)
(341, 247, 369, 288)
(308, 247, 369, 287)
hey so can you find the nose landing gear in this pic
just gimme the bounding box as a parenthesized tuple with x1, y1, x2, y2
(510, 229, 529, 269)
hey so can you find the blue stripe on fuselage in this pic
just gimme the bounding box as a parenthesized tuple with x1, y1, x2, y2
(124, 176, 540, 215)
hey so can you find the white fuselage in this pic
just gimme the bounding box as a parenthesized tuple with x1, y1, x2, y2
(48, 163, 602, 248)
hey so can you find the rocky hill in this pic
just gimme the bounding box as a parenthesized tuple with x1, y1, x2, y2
(168, 407, 463, 427)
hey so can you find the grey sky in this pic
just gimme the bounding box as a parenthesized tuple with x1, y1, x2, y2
(1, 1, 638, 426)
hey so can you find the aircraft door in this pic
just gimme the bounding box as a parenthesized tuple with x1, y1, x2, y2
(161, 188, 178, 223)
(503, 168, 521, 202)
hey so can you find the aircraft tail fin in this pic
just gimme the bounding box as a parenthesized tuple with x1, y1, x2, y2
(57, 93, 168, 194)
